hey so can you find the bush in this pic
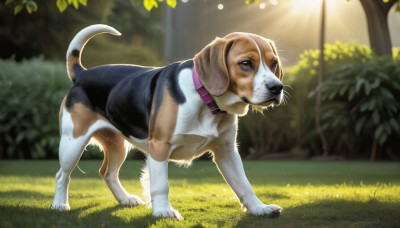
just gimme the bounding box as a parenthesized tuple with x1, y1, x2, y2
(0, 58, 70, 159)
(286, 41, 375, 158)
(310, 57, 400, 160)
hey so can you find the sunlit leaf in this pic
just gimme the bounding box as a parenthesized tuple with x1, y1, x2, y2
(143, 0, 158, 11)
(56, 0, 68, 12)
(71, 0, 79, 9)
(14, 5, 23, 14)
(245, 0, 258, 4)
(79, 0, 87, 6)
(166, 0, 177, 8)
(26, 0, 38, 14)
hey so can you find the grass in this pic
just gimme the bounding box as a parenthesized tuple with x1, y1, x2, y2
(0, 160, 399, 227)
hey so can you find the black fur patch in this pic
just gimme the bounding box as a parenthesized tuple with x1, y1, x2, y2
(71, 49, 80, 57)
(65, 60, 192, 139)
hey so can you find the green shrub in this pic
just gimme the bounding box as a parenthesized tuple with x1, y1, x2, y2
(287, 41, 375, 157)
(0, 58, 70, 159)
(310, 57, 400, 160)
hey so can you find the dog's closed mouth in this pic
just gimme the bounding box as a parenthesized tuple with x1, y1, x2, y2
(242, 97, 280, 107)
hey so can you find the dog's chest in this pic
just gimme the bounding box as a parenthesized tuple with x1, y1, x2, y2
(169, 109, 229, 160)
(167, 71, 235, 160)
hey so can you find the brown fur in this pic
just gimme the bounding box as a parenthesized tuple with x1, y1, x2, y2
(148, 87, 180, 161)
(68, 103, 104, 138)
(195, 33, 283, 101)
(93, 129, 126, 177)
(194, 37, 231, 97)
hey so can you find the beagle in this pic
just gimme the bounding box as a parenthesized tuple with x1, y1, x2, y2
(51, 24, 285, 220)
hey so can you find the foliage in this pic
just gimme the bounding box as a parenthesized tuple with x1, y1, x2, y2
(1, 160, 399, 227)
(143, 0, 176, 11)
(296, 43, 400, 160)
(0, 58, 70, 159)
(309, 56, 400, 160)
(4, 0, 87, 14)
(2, 0, 176, 14)
(0, 0, 114, 61)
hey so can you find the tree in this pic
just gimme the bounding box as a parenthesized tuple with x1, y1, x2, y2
(359, 0, 399, 56)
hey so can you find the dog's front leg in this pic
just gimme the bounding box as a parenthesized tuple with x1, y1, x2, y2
(213, 144, 282, 218)
(147, 156, 183, 220)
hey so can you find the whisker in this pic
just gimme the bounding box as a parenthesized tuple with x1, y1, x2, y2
(283, 90, 291, 98)
(283, 84, 293, 91)
(280, 89, 291, 106)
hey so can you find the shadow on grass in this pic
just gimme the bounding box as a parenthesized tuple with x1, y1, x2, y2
(235, 199, 400, 227)
(1, 190, 399, 227)
(0, 202, 158, 227)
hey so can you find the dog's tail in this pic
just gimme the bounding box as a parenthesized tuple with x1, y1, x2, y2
(66, 24, 121, 81)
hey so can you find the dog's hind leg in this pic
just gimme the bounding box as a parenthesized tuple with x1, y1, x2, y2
(51, 111, 91, 211)
(95, 130, 144, 206)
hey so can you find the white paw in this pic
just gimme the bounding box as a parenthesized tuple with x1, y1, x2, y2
(119, 195, 145, 206)
(245, 204, 282, 218)
(153, 208, 184, 221)
(51, 203, 70, 211)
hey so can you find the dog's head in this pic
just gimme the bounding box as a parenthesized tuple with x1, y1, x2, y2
(194, 32, 284, 115)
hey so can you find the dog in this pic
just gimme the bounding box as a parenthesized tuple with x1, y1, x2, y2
(51, 24, 285, 220)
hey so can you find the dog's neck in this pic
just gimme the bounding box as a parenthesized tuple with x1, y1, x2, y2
(192, 67, 227, 115)
(214, 92, 249, 116)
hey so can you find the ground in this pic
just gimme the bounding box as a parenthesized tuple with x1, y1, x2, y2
(0, 160, 399, 227)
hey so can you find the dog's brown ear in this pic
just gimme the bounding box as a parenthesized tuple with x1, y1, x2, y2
(268, 40, 284, 81)
(194, 37, 232, 97)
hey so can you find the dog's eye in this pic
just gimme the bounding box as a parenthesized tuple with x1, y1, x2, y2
(239, 60, 253, 71)
(271, 60, 278, 70)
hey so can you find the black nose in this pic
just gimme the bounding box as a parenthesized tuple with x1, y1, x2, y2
(267, 82, 283, 96)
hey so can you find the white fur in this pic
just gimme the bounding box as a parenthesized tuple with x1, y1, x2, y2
(66, 24, 121, 77)
(147, 156, 183, 220)
(51, 109, 144, 210)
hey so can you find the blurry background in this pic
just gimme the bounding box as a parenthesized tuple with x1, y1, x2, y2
(0, 0, 399, 161)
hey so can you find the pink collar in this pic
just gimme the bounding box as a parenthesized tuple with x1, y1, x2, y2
(192, 66, 226, 115)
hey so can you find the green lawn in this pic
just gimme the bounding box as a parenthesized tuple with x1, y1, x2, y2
(0, 160, 399, 227)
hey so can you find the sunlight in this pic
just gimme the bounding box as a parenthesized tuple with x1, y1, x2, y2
(291, 0, 340, 12)
(292, 0, 322, 11)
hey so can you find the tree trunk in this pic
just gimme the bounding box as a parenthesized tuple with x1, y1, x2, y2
(359, 0, 396, 56)
(316, 0, 329, 157)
